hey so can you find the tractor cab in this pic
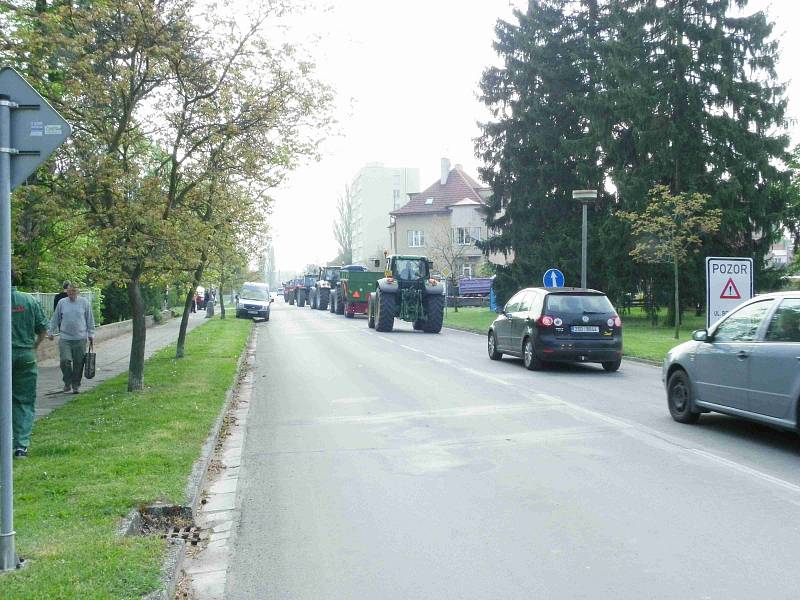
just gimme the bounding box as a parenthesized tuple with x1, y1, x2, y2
(385, 255, 433, 287)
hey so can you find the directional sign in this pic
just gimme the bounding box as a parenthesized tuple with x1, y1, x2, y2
(706, 257, 753, 328)
(0, 67, 71, 190)
(543, 268, 565, 288)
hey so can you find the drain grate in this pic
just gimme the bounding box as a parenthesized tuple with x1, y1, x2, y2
(162, 526, 203, 546)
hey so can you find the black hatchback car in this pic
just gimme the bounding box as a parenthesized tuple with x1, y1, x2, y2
(487, 287, 623, 371)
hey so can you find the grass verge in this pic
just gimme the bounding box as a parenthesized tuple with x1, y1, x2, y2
(444, 306, 705, 363)
(5, 316, 252, 599)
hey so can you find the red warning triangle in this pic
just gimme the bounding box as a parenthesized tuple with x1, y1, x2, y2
(720, 277, 741, 299)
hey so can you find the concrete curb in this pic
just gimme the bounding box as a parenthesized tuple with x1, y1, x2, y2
(143, 321, 257, 600)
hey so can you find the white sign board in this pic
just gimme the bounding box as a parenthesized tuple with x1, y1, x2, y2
(706, 257, 753, 328)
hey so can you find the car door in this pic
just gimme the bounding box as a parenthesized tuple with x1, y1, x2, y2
(510, 291, 536, 353)
(693, 299, 773, 411)
(747, 298, 800, 420)
(496, 291, 524, 351)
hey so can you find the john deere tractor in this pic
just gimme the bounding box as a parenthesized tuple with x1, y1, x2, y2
(367, 255, 444, 333)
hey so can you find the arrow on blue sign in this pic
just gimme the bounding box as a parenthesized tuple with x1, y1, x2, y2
(543, 268, 565, 288)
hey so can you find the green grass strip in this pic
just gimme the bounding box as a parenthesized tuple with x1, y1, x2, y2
(444, 306, 702, 363)
(4, 316, 252, 599)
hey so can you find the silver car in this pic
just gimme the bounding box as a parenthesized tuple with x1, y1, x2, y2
(663, 291, 800, 431)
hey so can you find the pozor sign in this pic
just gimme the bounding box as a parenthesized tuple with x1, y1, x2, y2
(705, 257, 754, 328)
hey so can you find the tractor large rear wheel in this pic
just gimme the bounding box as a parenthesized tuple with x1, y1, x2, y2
(422, 294, 444, 333)
(318, 289, 329, 311)
(367, 295, 376, 328)
(375, 291, 396, 332)
(335, 291, 345, 315)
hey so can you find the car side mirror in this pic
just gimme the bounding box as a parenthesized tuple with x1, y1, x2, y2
(692, 329, 709, 342)
(270, 298, 274, 303)
(235, 295, 239, 302)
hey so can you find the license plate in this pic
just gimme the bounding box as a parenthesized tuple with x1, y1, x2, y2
(247, 310, 258, 315)
(571, 325, 599, 333)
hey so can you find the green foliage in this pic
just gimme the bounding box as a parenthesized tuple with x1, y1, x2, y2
(477, 0, 793, 307)
(4, 317, 252, 599)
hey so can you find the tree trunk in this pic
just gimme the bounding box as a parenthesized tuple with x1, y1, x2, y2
(175, 287, 195, 359)
(127, 275, 147, 391)
(219, 282, 226, 319)
(176, 254, 207, 358)
(673, 257, 680, 340)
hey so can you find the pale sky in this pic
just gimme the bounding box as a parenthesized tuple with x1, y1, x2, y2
(268, 0, 800, 274)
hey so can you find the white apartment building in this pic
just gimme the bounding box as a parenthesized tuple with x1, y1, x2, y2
(351, 163, 420, 265)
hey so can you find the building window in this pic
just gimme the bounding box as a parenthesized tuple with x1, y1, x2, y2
(425, 197, 434, 205)
(393, 189, 401, 209)
(407, 230, 425, 247)
(462, 263, 473, 278)
(453, 227, 483, 245)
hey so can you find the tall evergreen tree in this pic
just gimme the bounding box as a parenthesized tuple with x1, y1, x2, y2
(477, 0, 603, 301)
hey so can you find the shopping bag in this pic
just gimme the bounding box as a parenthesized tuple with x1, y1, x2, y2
(84, 341, 96, 379)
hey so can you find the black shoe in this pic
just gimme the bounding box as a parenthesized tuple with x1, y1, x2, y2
(14, 448, 27, 459)
(72, 387, 80, 394)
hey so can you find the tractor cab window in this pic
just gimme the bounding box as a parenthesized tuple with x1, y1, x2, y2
(325, 268, 339, 281)
(395, 258, 426, 281)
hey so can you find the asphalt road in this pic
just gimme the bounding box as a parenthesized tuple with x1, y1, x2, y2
(228, 300, 800, 599)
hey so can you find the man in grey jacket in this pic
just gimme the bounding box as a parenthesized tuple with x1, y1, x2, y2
(49, 283, 95, 394)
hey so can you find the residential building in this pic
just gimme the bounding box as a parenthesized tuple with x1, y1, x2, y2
(767, 235, 795, 268)
(389, 158, 508, 278)
(351, 163, 420, 265)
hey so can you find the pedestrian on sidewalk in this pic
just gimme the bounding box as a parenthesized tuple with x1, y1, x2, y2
(190, 294, 196, 313)
(53, 280, 69, 311)
(11, 270, 49, 459)
(48, 283, 95, 394)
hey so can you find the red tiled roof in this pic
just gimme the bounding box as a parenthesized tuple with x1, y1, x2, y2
(391, 166, 486, 216)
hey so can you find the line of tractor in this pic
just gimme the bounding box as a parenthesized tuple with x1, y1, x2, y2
(282, 254, 445, 333)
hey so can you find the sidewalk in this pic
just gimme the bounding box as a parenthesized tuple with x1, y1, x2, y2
(36, 311, 210, 418)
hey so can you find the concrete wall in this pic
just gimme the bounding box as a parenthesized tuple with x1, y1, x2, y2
(37, 310, 173, 362)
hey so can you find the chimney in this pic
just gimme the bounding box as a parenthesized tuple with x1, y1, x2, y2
(440, 158, 451, 185)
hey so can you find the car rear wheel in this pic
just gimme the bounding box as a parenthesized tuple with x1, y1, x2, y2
(602, 359, 621, 372)
(523, 337, 543, 370)
(667, 370, 700, 424)
(488, 332, 502, 361)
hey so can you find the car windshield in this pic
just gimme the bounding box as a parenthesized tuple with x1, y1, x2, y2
(240, 286, 269, 301)
(545, 294, 613, 314)
(396, 259, 425, 280)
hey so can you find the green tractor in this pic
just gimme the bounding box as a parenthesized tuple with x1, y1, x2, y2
(367, 255, 445, 333)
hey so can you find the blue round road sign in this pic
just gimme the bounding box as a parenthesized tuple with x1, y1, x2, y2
(543, 268, 565, 288)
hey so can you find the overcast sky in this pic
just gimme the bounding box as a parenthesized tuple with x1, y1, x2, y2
(268, 0, 800, 274)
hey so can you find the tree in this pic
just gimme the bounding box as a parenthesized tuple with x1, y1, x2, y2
(619, 186, 722, 339)
(476, 1, 603, 303)
(333, 185, 353, 265)
(427, 220, 470, 312)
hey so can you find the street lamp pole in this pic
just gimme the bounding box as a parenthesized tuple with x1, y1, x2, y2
(572, 189, 597, 289)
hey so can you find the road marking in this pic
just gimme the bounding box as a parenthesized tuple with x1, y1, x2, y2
(687, 449, 800, 494)
(330, 396, 380, 404)
(378, 336, 393, 343)
(423, 353, 452, 364)
(529, 391, 800, 497)
(459, 366, 511, 386)
(399, 344, 424, 353)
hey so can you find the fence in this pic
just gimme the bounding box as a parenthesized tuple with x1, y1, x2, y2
(26, 290, 99, 323)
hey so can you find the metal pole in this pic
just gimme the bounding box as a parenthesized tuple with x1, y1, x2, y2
(0, 93, 17, 571)
(581, 201, 588, 289)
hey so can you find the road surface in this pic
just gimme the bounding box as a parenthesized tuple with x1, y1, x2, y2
(228, 301, 800, 599)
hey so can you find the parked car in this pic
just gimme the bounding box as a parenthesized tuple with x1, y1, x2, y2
(663, 291, 800, 431)
(235, 282, 273, 321)
(487, 287, 623, 371)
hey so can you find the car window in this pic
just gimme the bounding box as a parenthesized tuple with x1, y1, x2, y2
(519, 292, 535, 312)
(764, 299, 800, 343)
(713, 300, 772, 342)
(505, 291, 526, 313)
(545, 294, 614, 314)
